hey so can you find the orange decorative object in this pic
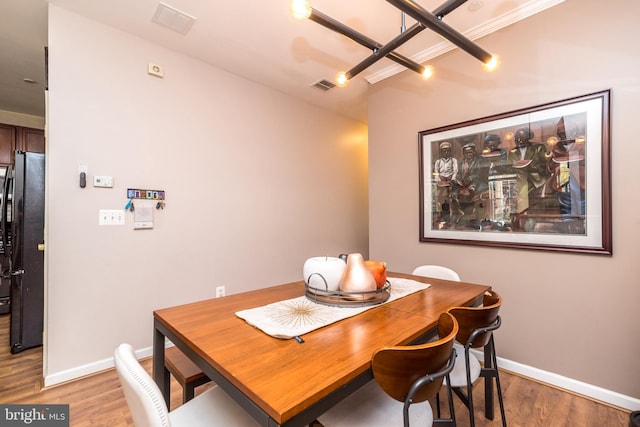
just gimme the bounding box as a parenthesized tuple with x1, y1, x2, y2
(364, 260, 387, 289)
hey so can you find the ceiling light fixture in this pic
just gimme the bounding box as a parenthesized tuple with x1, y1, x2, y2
(291, 0, 498, 86)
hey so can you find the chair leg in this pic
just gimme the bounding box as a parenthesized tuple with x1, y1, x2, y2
(479, 337, 507, 427)
(451, 329, 506, 427)
(489, 337, 507, 427)
(433, 387, 457, 426)
(402, 401, 410, 427)
(445, 374, 456, 426)
(484, 343, 494, 420)
(465, 346, 476, 427)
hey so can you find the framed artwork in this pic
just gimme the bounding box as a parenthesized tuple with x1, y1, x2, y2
(418, 90, 611, 254)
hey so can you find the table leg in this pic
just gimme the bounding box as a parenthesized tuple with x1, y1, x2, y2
(152, 322, 170, 408)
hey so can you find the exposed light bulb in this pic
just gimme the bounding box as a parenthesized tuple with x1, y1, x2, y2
(290, 0, 312, 20)
(421, 65, 434, 80)
(482, 55, 499, 72)
(336, 72, 348, 86)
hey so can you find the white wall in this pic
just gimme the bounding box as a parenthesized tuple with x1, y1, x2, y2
(368, 0, 640, 405)
(45, 5, 368, 383)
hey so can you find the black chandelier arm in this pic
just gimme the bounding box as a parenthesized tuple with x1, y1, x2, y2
(385, 52, 423, 74)
(433, 0, 469, 19)
(346, 22, 425, 80)
(309, 8, 379, 50)
(309, 8, 426, 76)
(386, 0, 492, 63)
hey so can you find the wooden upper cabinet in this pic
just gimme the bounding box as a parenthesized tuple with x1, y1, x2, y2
(0, 123, 45, 166)
(0, 124, 17, 166)
(19, 127, 45, 153)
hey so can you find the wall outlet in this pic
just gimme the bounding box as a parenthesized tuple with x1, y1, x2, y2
(215, 286, 225, 298)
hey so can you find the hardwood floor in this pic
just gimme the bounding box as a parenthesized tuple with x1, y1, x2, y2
(0, 313, 630, 426)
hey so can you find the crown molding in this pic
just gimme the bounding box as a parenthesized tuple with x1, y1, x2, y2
(365, 0, 565, 84)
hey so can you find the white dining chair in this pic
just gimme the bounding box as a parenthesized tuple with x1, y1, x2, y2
(114, 343, 259, 427)
(412, 265, 461, 281)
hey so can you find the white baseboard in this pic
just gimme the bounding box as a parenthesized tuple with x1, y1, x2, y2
(44, 346, 639, 412)
(471, 349, 640, 412)
(44, 345, 153, 387)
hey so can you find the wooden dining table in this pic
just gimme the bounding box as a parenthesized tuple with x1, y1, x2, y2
(152, 272, 492, 427)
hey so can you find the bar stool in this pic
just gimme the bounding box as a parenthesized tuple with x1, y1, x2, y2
(318, 312, 459, 426)
(447, 290, 506, 427)
(165, 346, 211, 404)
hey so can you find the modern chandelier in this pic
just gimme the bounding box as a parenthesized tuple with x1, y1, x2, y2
(291, 0, 499, 86)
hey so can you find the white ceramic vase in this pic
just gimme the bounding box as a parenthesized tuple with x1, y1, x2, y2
(338, 253, 376, 294)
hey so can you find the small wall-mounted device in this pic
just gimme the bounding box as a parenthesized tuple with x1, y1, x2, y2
(148, 63, 164, 78)
(134, 203, 154, 229)
(80, 172, 86, 188)
(94, 175, 113, 188)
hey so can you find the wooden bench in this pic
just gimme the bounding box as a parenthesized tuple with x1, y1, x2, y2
(164, 346, 211, 403)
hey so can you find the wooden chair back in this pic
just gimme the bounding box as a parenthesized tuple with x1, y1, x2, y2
(371, 312, 458, 403)
(448, 290, 501, 349)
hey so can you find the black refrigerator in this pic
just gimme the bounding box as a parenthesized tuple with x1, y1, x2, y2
(0, 167, 9, 314)
(1, 151, 46, 354)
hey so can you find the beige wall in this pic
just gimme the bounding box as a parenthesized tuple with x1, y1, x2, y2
(45, 6, 368, 383)
(368, 0, 640, 402)
(0, 110, 45, 129)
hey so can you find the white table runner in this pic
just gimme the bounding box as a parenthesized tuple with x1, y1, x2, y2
(235, 278, 430, 339)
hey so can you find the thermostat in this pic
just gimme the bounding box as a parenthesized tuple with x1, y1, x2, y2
(94, 175, 113, 188)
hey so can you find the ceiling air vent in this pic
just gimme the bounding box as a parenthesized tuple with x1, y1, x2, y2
(152, 2, 197, 35)
(312, 79, 336, 91)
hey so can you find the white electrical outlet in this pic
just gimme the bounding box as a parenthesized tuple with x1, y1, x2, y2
(215, 286, 225, 298)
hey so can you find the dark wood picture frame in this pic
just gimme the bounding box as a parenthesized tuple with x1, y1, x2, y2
(419, 90, 611, 254)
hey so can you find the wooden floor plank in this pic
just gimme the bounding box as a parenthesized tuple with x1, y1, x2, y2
(0, 314, 630, 426)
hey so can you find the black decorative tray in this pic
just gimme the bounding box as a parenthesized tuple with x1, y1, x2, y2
(304, 282, 391, 307)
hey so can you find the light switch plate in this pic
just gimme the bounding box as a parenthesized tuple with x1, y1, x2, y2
(99, 209, 124, 225)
